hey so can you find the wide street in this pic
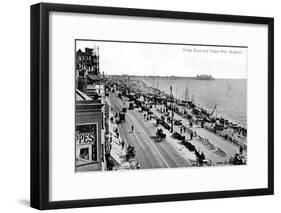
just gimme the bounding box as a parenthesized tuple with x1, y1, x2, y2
(109, 92, 191, 169)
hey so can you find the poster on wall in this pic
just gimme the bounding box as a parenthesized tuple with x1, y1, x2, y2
(75, 124, 98, 170)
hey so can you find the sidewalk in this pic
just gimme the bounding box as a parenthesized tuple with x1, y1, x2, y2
(106, 97, 136, 170)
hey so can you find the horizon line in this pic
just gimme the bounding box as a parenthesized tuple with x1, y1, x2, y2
(104, 74, 247, 80)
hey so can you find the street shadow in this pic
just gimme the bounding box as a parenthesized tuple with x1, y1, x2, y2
(150, 136, 158, 140)
(150, 136, 165, 143)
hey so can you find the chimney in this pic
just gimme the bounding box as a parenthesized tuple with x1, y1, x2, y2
(77, 70, 87, 93)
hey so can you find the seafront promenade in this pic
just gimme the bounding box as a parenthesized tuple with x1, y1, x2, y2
(152, 106, 242, 164)
(106, 75, 247, 167)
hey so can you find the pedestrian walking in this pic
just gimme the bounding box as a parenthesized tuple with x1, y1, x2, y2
(121, 140, 125, 150)
(180, 127, 183, 134)
(116, 131, 119, 139)
(136, 162, 140, 169)
(190, 131, 193, 140)
(131, 125, 134, 133)
(239, 145, 244, 154)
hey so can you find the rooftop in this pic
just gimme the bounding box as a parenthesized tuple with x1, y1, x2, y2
(76, 89, 92, 101)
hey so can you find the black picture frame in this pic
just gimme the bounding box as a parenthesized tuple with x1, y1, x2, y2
(31, 2, 274, 210)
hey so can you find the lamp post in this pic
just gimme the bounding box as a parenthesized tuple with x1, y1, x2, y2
(171, 99, 174, 133)
(169, 85, 174, 133)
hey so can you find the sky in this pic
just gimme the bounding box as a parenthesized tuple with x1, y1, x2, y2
(76, 40, 248, 79)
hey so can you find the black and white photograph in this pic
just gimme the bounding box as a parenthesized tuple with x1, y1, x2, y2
(75, 40, 248, 172)
(28, 2, 273, 210)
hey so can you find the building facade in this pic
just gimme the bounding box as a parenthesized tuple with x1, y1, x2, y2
(76, 47, 100, 76)
(75, 46, 109, 172)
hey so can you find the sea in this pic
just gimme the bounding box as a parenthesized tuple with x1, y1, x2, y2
(142, 77, 247, 127)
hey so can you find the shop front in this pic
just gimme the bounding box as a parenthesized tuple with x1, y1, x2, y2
(76, 124, 98, 162)
(75, 99, 104, 172)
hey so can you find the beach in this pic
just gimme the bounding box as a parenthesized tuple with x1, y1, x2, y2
(142, 76, 247, 127)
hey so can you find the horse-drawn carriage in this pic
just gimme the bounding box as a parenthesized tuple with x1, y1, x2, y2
(172, 131, 185, 141)
(126, 145, 136, 161)
(156, 128, 166, 140)
(117, 111, 125, 123)
(174, 119, 182, 126)
(117, 92, 122, 100)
